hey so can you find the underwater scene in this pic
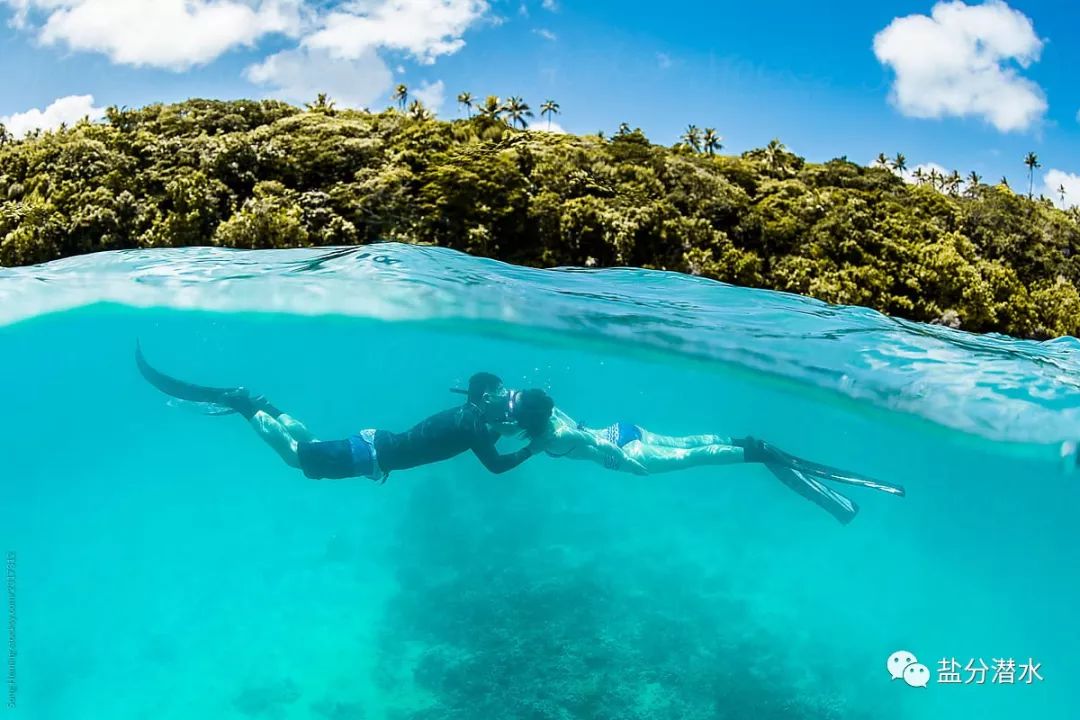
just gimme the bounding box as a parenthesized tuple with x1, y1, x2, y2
(2, 243, 1079, 719)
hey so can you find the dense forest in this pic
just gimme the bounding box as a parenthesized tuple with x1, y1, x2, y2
(1, 97, 1079, 339)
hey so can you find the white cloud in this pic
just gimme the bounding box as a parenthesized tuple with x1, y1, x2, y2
(413, 80, 445, 113)
(247, 1, 487, 107)
(4, 1, 490, 77)
(4, 2, 493, 113)
(533, 120, 565, 134)
(1, 94, 105, 136)
(304, 0, 488, 65)
(873, 0, 1046, 132)
(534, 28, 556, 41)
(245, 47, 392, 108)
(1043, 169, 1080, 208)
(3, 0, 303, 70)
(541, 0, 557, 10)
(908, 162, 949, 180)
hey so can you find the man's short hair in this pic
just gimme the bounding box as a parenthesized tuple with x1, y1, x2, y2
(467, 372, 504, 404)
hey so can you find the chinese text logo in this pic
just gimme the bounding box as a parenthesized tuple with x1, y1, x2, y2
(887, 650, 1044, 688)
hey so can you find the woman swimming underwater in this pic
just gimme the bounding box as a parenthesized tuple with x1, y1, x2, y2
(501, 389, 905, 525)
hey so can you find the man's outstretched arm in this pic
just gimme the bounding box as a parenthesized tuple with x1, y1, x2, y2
(472, 440, 535, 475)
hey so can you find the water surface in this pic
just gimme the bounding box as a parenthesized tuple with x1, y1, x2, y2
(1, 244, 1077, 719)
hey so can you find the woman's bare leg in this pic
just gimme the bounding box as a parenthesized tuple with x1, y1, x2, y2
(638, 428, 732, 449)
(623, 441, 744, 474)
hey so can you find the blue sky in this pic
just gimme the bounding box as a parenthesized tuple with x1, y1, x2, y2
(3, 0, 1080, 201)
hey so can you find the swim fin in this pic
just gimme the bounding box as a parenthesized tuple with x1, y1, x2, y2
(757, 440, 905, 497)
(136, 340, 239, 405)
(766, 463, 859, 525)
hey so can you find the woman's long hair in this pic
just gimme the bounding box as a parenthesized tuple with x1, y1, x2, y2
(512, 389, 555, 440)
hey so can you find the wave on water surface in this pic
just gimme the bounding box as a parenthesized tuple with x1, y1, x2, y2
(2, 243, 1079, 445)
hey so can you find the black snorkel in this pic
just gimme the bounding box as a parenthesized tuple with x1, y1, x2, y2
(451, 385, 515, 423)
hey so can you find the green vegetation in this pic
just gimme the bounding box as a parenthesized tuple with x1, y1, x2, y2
(2, 97, 1079, 339)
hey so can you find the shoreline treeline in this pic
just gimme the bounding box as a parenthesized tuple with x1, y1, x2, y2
(1, 98, 1078, 339)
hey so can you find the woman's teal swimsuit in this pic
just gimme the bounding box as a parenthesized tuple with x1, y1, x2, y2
(604, 421, 643, 447)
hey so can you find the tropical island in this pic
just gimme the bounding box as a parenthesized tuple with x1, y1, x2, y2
(1, 95, 1077, 340)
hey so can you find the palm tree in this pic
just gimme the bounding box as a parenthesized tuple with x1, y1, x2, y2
(947, 170, 962, 196)
(457, 91, 474, 118)
(763, 138, 788, 173)
(912, 168, 926, 186)
(875, 153, 890, 168)
(305, 93, 335, 114)
(702, 128, 722, 155)
(407, 100, 432, 121)
(892, 153, 907, 174)
(966, 171, 982, 197)
(1000, 176, 1010, 189)
(503, 96, 533, 129)
(0, 123, 10, 147)
(616, 122, 631, 136)
(929, 168, 942, 191)
(1059, 183, 1068, 208)
(1024, 151, 1040, 199)
(393, 84, 408, 110)
(477, 95, 504, 121)
(540, 99, 560, 130)
(680, 125, 702, 152)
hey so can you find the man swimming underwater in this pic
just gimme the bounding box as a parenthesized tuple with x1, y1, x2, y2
(138, 344, 901, 523)
(498, 388, 904, 525)
(136, 343, 540, 481)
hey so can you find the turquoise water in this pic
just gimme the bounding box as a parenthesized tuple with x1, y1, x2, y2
(2, 244, 1078, 719)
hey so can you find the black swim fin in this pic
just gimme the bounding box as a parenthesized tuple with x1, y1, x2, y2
(136, 340, 238, 403)
(760, 441, 905, 497)
(766, 463, 859, 525)
(136, 342, 277, 419)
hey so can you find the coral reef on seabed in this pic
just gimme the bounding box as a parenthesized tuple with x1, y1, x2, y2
(375, 471, 883, 720)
